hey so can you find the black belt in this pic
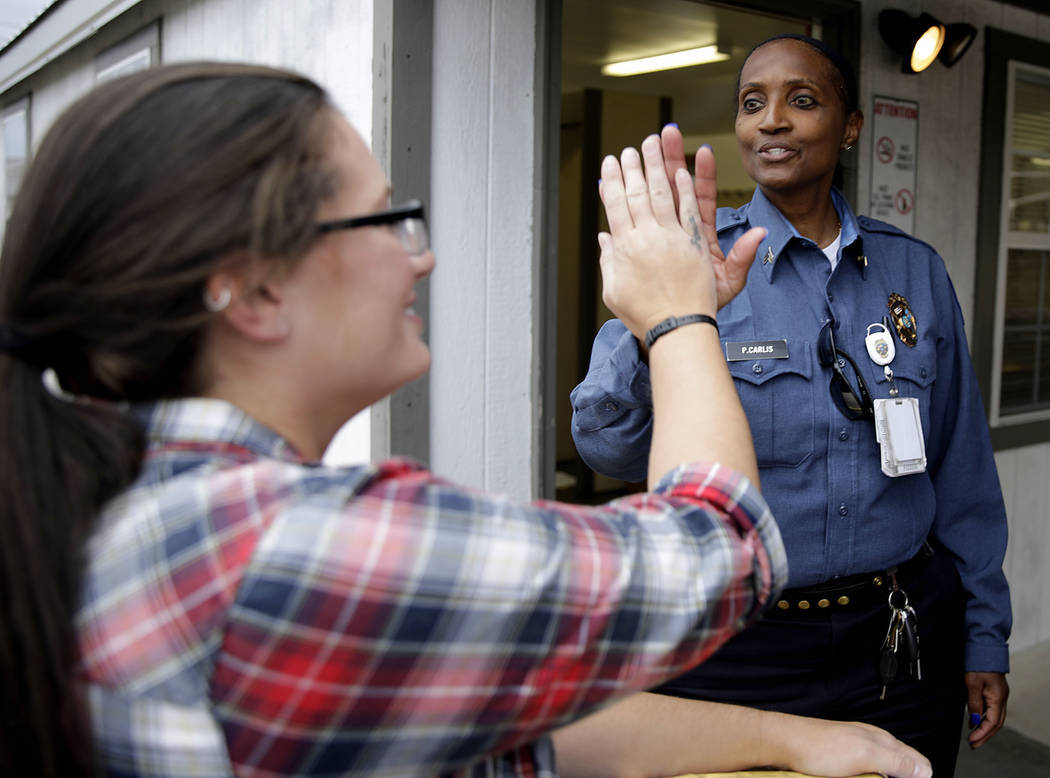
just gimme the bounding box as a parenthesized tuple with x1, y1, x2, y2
(770, 544, 935, 615)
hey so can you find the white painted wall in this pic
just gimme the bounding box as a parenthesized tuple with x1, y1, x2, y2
(429, 0, 542, 498)
(161, 0, 378, 467)
(996, 443, 1050, 653)
(0, 0, 378, 466)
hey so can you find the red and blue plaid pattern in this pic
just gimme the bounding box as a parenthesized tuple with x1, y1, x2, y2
(77, 398, 786, 776)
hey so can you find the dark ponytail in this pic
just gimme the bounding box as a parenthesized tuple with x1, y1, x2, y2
(0, 356, 143, 775)
(0, 62, 335, 775)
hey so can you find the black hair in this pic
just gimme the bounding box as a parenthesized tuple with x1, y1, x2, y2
(737, 33, 860, 115)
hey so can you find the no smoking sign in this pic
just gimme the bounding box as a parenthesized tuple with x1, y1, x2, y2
(870, 96, 918, 233)
(877, 136, 895, 164)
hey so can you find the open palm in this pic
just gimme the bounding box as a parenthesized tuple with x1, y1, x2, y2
(660, 125, 760, 310)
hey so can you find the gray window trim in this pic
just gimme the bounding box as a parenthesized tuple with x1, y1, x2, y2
(94, 20, 159, 81)
(2, 93, 31, 224)
(369, 0, 434, 466)
(975, 27, 1050, 449)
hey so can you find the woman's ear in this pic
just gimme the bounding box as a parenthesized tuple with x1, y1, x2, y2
(205, 266, 291, 343)
(844, 110, 864, 150)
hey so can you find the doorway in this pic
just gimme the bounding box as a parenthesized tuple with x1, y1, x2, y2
(553, 0, 859, 502)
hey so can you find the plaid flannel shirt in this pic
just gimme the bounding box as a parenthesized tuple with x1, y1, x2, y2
(76, 398, 786, 777)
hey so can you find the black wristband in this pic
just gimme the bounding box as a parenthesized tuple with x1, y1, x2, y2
(644, 314, 718, 349)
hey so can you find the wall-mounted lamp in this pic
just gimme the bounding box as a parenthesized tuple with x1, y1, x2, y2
(601, 44, 729, 77)
(939, 22, 978, 67)
(879, 10, 977, 73)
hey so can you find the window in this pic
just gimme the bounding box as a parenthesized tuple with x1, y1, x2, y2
(95, 22, 160, 83)
(2, 95, 29, 223)
(975, 29, 1050, 447)
(996, 65, 1050, 421)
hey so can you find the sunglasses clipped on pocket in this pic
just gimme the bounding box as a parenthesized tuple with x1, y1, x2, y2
(818, 319, 874, 420)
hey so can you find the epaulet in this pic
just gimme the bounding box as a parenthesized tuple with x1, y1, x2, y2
(855, 214, 937, 253)
(716, 205, 747, 233)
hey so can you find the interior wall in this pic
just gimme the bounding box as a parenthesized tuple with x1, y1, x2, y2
(556, 89, 667, 497)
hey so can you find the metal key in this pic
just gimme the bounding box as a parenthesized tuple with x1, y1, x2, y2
(879, 585, 913, 700)
(901, 605, 922, 680)
(879, 607, 903, 700)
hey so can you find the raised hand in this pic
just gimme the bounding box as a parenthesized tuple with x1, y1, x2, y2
(661, 124, 762, 309)
(597, 135, 765, 342)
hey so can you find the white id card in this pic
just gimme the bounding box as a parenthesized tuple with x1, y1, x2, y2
(874, 397, 927, 477)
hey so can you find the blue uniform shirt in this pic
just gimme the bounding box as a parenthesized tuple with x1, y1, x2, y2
(571, 187, 1011, 673)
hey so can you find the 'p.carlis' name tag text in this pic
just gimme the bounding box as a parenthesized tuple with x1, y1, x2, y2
(724, 339, 789, 361)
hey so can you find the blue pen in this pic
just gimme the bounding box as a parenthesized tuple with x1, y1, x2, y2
(970, 712, 982, 729)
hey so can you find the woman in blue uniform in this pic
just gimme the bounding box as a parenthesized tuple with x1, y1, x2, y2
(571, 34, 1011, 777)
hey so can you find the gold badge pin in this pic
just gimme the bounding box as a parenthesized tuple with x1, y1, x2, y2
(887, 292, 917, 347)
(762, 246, 775, 265)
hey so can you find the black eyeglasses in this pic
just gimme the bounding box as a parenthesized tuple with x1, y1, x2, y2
(316, 199, 429, 254)
(818, 319, 874, 420)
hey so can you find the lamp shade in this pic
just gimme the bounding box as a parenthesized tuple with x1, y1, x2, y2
(939, 23, 977, 67)
(878, 9, 946, 73)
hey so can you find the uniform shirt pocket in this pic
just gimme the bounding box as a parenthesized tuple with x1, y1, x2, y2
(726, 340, 816, 468)
(870, 342, 938, 441)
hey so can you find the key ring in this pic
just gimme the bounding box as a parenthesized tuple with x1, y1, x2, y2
(888, 588, 908, 610)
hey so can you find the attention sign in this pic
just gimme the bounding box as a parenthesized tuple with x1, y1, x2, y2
(869, 96, 918, 234)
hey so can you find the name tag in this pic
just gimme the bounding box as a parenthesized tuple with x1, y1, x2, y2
(725, 339, 789, 361)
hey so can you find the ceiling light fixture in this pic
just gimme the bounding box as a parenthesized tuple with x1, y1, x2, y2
(601, 44, 729, 77)
(878, 9, 945, 73)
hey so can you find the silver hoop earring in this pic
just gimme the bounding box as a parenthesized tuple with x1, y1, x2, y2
(203, 286, 232, 312)
(842, 144, 854, 151)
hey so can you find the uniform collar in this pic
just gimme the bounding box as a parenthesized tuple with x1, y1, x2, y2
(741, 187, 867, 283)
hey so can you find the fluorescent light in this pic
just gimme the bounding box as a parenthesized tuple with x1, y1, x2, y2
(602, 45, 729, 77)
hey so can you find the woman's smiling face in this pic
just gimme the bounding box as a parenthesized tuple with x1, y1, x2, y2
(734, 38, 861, 198)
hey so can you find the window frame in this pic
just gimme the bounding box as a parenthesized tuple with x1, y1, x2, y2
(2, 93, 30, 225)
(975, 27, 1050, 448)
(94, 21, 160, 83)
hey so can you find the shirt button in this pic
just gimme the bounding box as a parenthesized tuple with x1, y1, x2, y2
(838, 504, 849, 517)
(603, 401, 618, 412)
(837, 357, 846, 369)
(752, 363, 763, 374)
(920, 367, 927, 378)
(827, 292, 835, 301)
(839, 428, 849, 441)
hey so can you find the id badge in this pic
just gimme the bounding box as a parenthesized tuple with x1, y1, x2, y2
(874, 397, 927, 477)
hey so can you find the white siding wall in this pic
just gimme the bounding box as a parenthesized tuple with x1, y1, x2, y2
(1, 0, 378, 466)
(429, 0, 541, 498)
(996, 443, 1050, 652)
(161, 0, 377, 467)
(857, 0, 1050, 653)
(160, 0, 373, 140)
